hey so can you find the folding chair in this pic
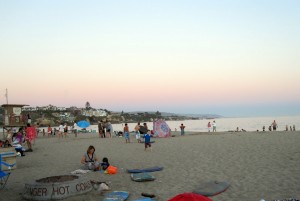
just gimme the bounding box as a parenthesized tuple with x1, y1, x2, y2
(0, 155, 15, 189)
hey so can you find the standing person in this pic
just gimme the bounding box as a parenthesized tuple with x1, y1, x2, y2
(180, 123, 185, 135)
(212, 121, 217, 132)
(144, 130, 152, 151)
(207, 122, 211, 132)
(47, 125, 52, 137)
(58, 123, 64, 138)
(124, 123, 130, 143)
(27, 114, 32, 124)
(293, 125, 296, 131)
(25, 124, 35, 152)
(98, 121, 104, 138)
(134, 122, 141, 143)
(143, 123, 148, 131)
(106, 121, 112, 138)
(73, 122, 78, 137)
(64, 123, 68, 138)
(271, 120, 278, 131)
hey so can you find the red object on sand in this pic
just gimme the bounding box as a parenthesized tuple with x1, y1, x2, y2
(168, 193, 213, 201)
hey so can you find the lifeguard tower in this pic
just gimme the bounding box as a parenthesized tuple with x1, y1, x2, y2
(1, 104, 28, 170)
(1, 104, 29, 139)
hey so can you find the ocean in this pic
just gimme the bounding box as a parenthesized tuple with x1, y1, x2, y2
(2, 115, 299, 133)
(88, 115, 300, 133)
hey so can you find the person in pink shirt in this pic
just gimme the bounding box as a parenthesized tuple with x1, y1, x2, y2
(207, 122, 212, 132)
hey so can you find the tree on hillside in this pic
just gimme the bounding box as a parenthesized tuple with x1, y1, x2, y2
(156, 111, 161, 117)
(85, 101, 91, 110)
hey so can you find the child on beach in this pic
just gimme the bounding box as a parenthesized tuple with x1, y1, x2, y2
(123, 123, 130, 143)
(100, 157, 110, 171)
(144, 131, 152, 151)
(207, 122, 211, 132)
(180, 123, 185, 135)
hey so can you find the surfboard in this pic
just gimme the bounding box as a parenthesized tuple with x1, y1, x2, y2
(127, 166, 163, 173)
(103, 191, 129, 201)
(131, 173, 155, 182)
(193, 181, 230, 196)
(132, 198, 156, 201)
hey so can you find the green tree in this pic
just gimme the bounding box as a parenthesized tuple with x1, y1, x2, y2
(85, 102, 91, 110)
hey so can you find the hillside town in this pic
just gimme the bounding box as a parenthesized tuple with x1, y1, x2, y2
(0, 102, 219, 127)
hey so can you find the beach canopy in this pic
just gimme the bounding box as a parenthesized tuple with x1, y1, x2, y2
(77, 120, 90, 128)
(168, 193, 212, 201)
(153, 119, 171, 138)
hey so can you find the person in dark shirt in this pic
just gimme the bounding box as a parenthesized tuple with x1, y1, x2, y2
(144, 131, 152, 151)
(101, 157, 110, 171)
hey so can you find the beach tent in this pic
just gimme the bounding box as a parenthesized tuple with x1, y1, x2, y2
(153, 119, 171, 138)
(168, 193, 212, 201)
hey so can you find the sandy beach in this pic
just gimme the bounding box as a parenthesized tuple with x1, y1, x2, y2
(1, 131, 300, 201)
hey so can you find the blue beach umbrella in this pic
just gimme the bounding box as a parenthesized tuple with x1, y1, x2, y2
(77, 120, 90, 128)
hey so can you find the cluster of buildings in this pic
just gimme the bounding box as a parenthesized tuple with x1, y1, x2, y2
(22, 105, 107, 117)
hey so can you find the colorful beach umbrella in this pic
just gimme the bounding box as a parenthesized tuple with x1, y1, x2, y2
(77, 120, 90, 128)
(153, 119, 171, 138)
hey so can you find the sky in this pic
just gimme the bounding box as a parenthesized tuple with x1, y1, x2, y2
(0, 0, 300, 117)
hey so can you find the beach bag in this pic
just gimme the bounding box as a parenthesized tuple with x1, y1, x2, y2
(107, 165, 118, 174)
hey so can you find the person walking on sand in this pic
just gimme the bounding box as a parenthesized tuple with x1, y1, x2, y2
(135, 122, 141, 143)
(124, 123, 130, 143)
(271, 120, 278, 131)
(212, 121, 217, 132)
(207, 122, 211, 132)
(180, 123, 185, 135)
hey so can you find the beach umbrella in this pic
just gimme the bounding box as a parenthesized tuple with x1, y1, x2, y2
(153, 119, 171, 138)
(168, 193, 212, 201)
(77, 120, 90, 128)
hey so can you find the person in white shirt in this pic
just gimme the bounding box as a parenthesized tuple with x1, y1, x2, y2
(58, 123, 64, 138)
(212, 121, 217, 132)
(73, 122, 78, 137)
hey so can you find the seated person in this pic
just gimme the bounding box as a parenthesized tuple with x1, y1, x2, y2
(81, 145, 100, 171)
(100, 157, 110, 171)
(2, 140, 12, 148)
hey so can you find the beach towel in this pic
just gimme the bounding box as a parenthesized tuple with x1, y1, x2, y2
(71, 169, 90, 175)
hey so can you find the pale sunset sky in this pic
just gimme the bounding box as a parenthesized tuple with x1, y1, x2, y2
(0, 1, 299, 117)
